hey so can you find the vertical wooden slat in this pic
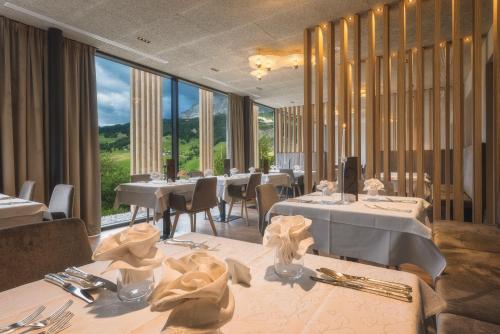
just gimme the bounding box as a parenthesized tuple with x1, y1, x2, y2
(397, 1, 406, 196)
(433, 0, 442, 221)
(347, 64, 353, 155)
(452, 0, 464, 221)
(304, 29, 313, 193)
(472, 0, 482, 224)
(276, 108, 281, 153)
(416, 0, 425, 198)
(353, 14, 361, 174)
(338, 19, 348, 161)
(315, 26, 325, 181)
(444, 43, 452, 220)
(383, 5, 391, 182)
(326, 21, 336, 181)
(408, 50, 414, 197)
(375, 56, 382, 177)
(494, 0, 500, 225)
(365, 11, 376, 178)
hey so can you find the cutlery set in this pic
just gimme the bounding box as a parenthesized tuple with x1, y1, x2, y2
(0, 300, 73, 334)
(311, 267, 413, 302)
(363, 203, 412, 213)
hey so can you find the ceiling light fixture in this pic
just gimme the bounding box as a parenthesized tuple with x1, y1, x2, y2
(249, 52, 302, 80)
(375, 7, 383, 14)
(3, 2, 168, 64)
(463, 36, 472, 43)
(347, 16, 354, 22)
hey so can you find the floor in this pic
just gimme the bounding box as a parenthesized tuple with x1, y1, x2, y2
(90, 202, 433, 286)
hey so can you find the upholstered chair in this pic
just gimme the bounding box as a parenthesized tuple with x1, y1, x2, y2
(227, 173, 262, 225)
(169, 177, 218, 237)
(279, 169, 302, 198)
(189, 170, 204, 178)
(130, 174, 151, 225)
(256, 184, 279, 235)
(18, 180, 36, 201)
(43, 184, 74, 220)
(0, 218, 92, 292)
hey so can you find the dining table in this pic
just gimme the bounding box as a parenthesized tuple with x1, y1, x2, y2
(269, 193, 446, 280)
(379, 172, 432, 199)
(0, 233, 445, 333)
(0, 193, 47, 229)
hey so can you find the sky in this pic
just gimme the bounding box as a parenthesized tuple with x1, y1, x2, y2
(96, 56, 199, 126)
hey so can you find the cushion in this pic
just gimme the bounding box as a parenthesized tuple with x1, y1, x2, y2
(437, 313, 500, 334)
(436, 247, 500, 325)
(433, 221, 500, 254)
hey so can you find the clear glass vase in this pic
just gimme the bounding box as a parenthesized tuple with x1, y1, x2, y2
(274, 248, 304, 280)
(117, 269, 154, 302)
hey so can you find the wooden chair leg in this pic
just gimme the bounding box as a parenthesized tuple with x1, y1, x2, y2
(189, 214, 194, 232)
(206, 209, 218, 236)
(244, 200, 249, 226)
(193, 213, 197, 232)
(227, 200, 234, 221)
(170, 212, 181, 238)
(240, 200, 244, 217)
(130, 206, 139, 226)
(147, 209, 150, 223)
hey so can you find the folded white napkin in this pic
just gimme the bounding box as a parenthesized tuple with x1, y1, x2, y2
(316, 180, 336, 193)
(204, 169, 214, 177)
(225, 258, 251, 286)
(363, 178, 385, 191)
(230, 168, 239, 175)
(248, 166, 256, 173)
(92, 223, 164, 283)
(263, 215, 314, 265)
(293, 165, 301, 171)
(149, 252, 234, 333)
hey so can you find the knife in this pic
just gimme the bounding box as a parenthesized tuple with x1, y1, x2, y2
(44, 274, 94, 304)
(65, 266, 117, 292)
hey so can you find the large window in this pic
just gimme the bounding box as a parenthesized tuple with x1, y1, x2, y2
(256, 104, 275, 167)
(213, 92, 228, 175)
(162, 78, 172, 161)
(178, 81, 200, 172)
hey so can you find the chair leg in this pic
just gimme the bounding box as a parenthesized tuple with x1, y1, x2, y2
(206, 209, 218, 236)
(130, 206, 139, 226)
(293, 186, 296, 198)
(244, 200, 249, 226)
(297, 185, 302, 196)
(193, 213, 197, 232)
(240, 200, 244, 217)
(227, 200, 234, 221)
(189, 214, 194, 232)
(170, 212, 181, 238)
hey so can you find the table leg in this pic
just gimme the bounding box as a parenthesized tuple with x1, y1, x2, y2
(162, 208, 171, 240)
(217, 199, 226, 222)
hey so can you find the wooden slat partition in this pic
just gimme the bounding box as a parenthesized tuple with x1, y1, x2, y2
(382, 5, 391, 182)
(472, 0, 482, 224)
(304, 28, 313, 193)
(375, 56, 382, 177)
(365, 11, 376, 178)
(433, 0, 442, 221)
(415, 0, 425, 198)
(452, 0, 464, 222)
(444, 43, 451, 220)
(397, 1, 406, 196)
(407, 50, 414, 197)
(339, 19, 348, 161)
(326, 21, 336, 181)
(495, 0, 500, 225)
(353, 14, 361, 175)
(315, 26, 324, 181)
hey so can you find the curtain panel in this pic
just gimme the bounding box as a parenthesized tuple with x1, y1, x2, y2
(228, 94, 245, 171)
(62, 39, 101, 236)
(199, 89, 214, 171)
(0, 16, 48, 202)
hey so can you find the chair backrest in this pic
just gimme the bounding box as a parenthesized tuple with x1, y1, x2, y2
(189, 170, 204, 178)
(191, 177, 218, 211)
(256, 184, 279, 235)
(245, 173, 262, 199)
(0, 218, 92, 292)
(48, 184, 74, 218)
(279, 169, 296, 184)
(19, 181, 36, 200)
(131, 174, 150, 182)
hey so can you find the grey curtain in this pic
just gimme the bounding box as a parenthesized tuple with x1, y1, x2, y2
(63, 39, 101, 236)
(228, 94, 245, 171)
(0, 16, 48, 202)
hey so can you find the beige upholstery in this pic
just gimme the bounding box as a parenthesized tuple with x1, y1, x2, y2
(0, 218, 92, 292)
(169, 177, 218, 237)
(18, 180, 36, 201)
(256, 184, 279, 235)
(437, 313, 500, 334)
(227, 173, 262, 225)
(43, 184, 74, 220)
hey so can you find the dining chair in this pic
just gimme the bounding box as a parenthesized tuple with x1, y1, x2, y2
(130, 174, 152, 225)
(43, 184, 74, 221)
(18, 180, 36, 201)
(169, 177, 218, 237)
(280, 169, 302, 198)
(256, 184, 279, 235)
(227, 173, 262, 225)
(189, 170, 204, 178)
(0, 218, 92, 292)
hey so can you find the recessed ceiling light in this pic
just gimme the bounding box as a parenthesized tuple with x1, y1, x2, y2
(136, 36, 151, 44)
(210, 68, 220, 72)
(256, 87, 263, 91)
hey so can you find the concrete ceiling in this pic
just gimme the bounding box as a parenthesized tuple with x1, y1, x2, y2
(0, 0, 493, 108)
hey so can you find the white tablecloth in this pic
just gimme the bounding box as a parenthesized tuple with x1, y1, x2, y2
(114, 181, 196, 217)
(217, 173, 290, 202)
(0, 233, 445, 333)
(0, 194, 47, 229)
(269, 193, 446, 279)
(380, 172, 432, 198)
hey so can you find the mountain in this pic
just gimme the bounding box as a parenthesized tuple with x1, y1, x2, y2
(179, 93, 228, 119)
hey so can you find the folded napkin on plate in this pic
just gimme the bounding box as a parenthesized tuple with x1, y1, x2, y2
(92, 223, 164, 283)
(363, 178, 385, 192)
(263, 215, 314, 265)
(225, 258, 251, 286)
(293, 165, 301, 171)
(230, 168, 239, 175)
(204, 169, 214, 177)
(316, 180, 336, 193)
(149, 251, 235, 333)
(248, 166, 256, 173)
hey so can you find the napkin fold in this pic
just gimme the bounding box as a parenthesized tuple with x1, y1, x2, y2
(204, 169, 214, 177)
(92, 223, 164, 282)
(230, 168, 239, 176)
(363, 178, 385, 193)
(149, 252, 235, 333)
(293, 165, 301, 171)
(225, 258, 251, 286)
(263, 215, 314, 265)
(316, 180, 336, 193)
(248, 166, 256, 173)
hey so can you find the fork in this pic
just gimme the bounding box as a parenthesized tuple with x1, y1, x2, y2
(0, 306, 45, 333)
(39, 312, 73, 334)
(16, 300, 73, 332)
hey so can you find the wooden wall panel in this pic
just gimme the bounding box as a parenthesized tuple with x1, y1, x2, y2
(472, 0, 482, 224)
(365, 11, 376, 178)
(326, 21, 336, 181)
(304, 29, 313, 193)
(339, 19, 348, 161)
(452, 0, 464, 222)
(397, 1, 406, 196)
(494, 0, 500, 225)
(407, 50, 414, 197)
(375, 56, 382, 177)
(382, 5, 391, 182)
(315, 26, 324, 180)
(353, 14, 361, 174)
(415, 0, 425, 198)
(444, 43, 452, 220)
(433, 0, 442, 221)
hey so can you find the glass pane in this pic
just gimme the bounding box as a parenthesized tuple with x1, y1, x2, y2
(213, 92, 228, 175)
(162, 78, 172, 161)
(96, 56, 131, 217)
(257, 104, 275, 166)
(178, 81, 200, 172)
